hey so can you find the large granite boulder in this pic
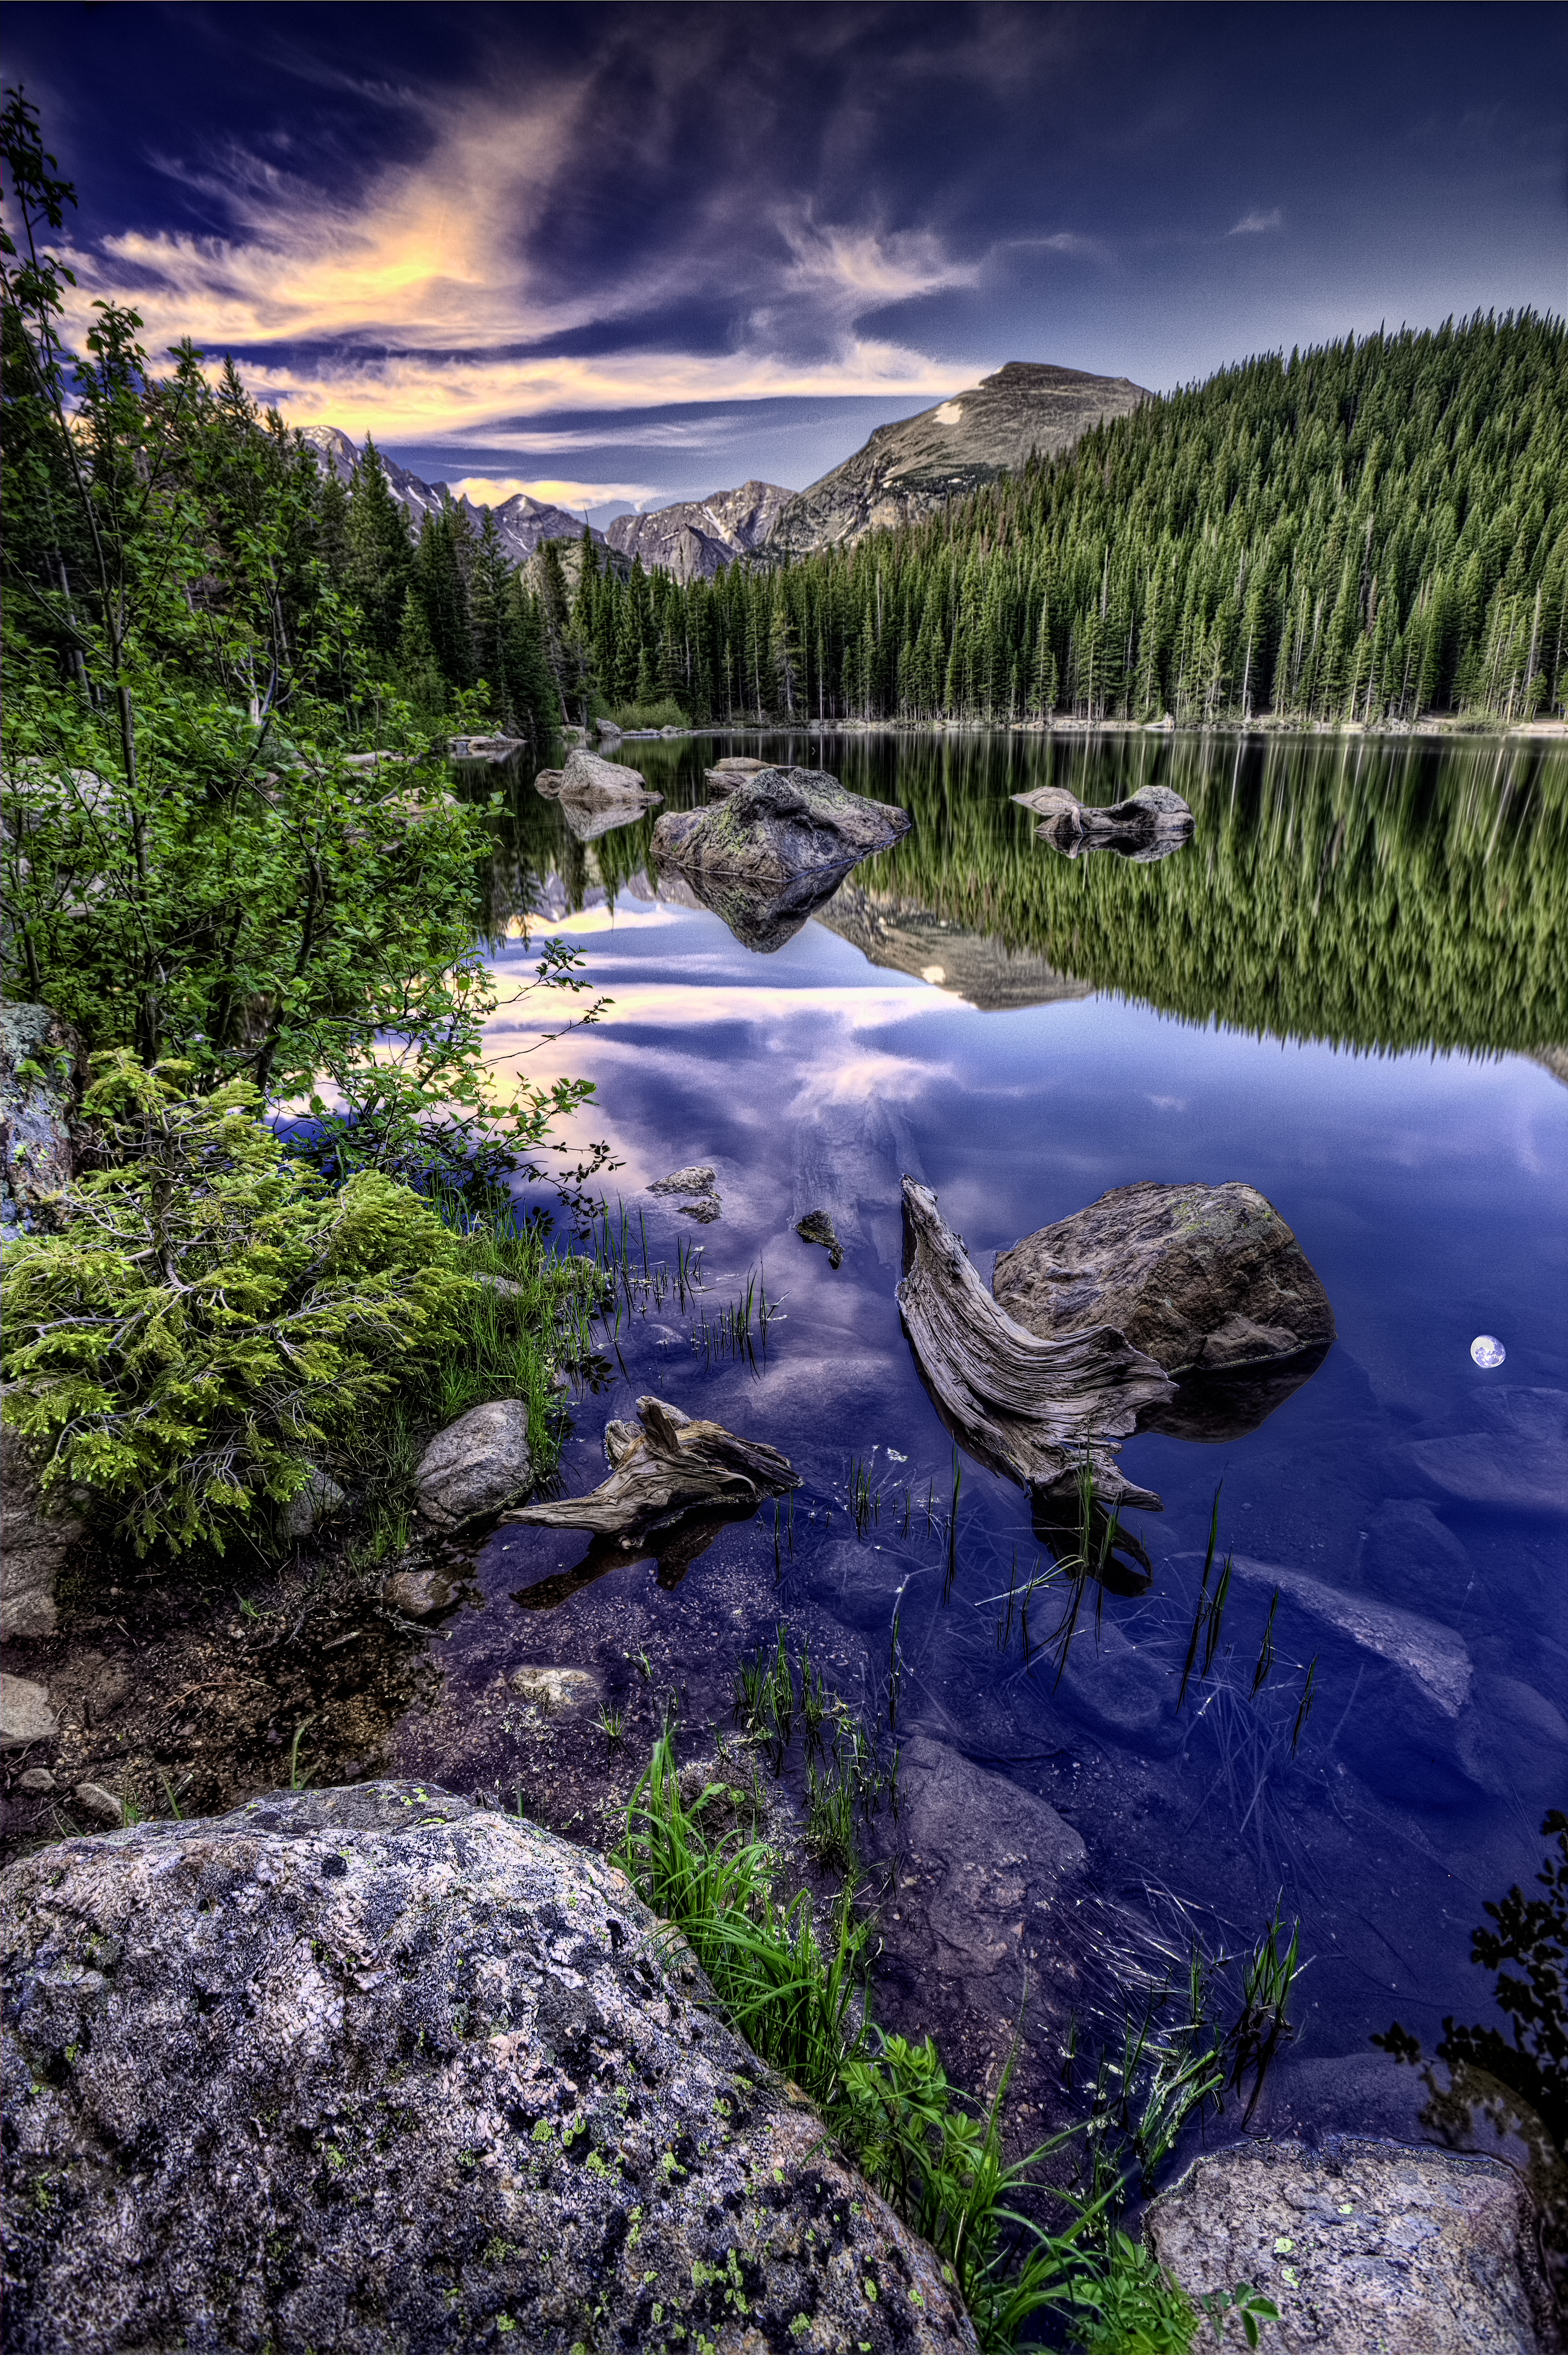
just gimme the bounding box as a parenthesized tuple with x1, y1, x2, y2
(415, 1398, 534, 1529)
(652, 766, 910, 889)
(0, 1783, 973, 2354)
(0, 1002, 79, 1231)
(995, 1180, 1335, 1381)
(1145, 2136, 1550, 2352)
(0, 1418, 81, 1639)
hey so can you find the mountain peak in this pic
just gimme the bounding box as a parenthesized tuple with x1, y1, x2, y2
(298, 427, 603, 565)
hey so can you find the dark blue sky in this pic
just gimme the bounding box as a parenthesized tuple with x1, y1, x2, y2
(7, 2, 1564, 519)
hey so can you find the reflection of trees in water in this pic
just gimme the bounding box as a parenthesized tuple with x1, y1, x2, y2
(462, 734, 1568, 1055)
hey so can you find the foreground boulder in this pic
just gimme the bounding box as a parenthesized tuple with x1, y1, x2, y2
(0, 1002, 79, 1232)
(0, 1421, 81, 1639)
(1145, 2137, 1550, 2352)
(416, 1398, 534, 1529)
(1011, 781, 1194, 861)
(994, 1180, 1335, 1387)
(508, 1393, 800, 1547)
(0, 1783, 973, 2354)
(897, 1180, 1174, 1509)
(653, 765, 909, 885)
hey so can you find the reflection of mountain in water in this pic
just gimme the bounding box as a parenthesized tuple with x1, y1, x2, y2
(813, 881, 1094, 1013)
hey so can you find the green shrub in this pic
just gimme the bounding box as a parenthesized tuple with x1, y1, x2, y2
(605, 699, 689, 731)
(0, 1054, 481, 1552)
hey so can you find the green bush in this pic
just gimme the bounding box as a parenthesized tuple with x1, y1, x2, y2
(605, 698, 689, 731)
(0, 1054, 483, 1552)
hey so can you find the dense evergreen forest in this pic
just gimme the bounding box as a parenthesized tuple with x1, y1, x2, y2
(565, 313, 1566, 729)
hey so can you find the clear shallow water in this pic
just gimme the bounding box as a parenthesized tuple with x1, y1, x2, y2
(433, 731, 1568, 2145)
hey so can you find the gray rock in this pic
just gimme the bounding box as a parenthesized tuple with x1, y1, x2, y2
(283, 1468, 347, 1539)
(1408, 1389, 1568, 1515)
(384, 1567, 461, 1620)
(0, 1002, 79, 1231)
(705, 756, 771, 794)
(994, 1180, 1336, 1380)
(416, 1399, 534, 1530)
(72, 1782, 124, 1827)
(0, 1674, 56, 1751)
(649, 1164, 717, 1196)
(1145, 2136, 1550, 2352)
(1224, 1557, 1473, 1720)
(652, 766, 910, 888)
(0, 1782, 973, 2355)
(0, 1419, 81, 1639)
(1011, 781, 1194, 862)
(15, 1768, 56, 1795)
(677, 1195, 722, 1223)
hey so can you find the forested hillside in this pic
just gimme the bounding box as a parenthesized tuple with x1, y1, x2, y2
(565, 313, 1566, 729)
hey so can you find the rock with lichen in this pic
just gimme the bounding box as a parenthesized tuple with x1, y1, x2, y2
(0, 1782, 975, 2353)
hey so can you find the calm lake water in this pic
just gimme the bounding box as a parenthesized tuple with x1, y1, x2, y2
(434, 729, 1568, 2150)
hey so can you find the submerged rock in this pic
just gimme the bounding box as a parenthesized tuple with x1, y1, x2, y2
(652, 765, 909, 888)
(384, 1566, 461, 1620)
(993, 1180, 1335, 1384)
(0, 1783, 973, 2354)
(416, 1398, 534, 1530)
(796, 1209, 844, 1268)
(1011, 781, 1194, 862)
(649, 1164, 721, 1221)
(507, 1394, 799, 1545)
(1145, 2137, 1550, 2354)
(1407, 1388, 1568, 1516)
(897, 1180, 1174, 1509)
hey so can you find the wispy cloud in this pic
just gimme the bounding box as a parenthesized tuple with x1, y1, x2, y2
(1228, 207, 1284, 236)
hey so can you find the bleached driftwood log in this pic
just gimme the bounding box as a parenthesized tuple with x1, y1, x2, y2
(896, 1180, 1175, 1509)
(504, 1395, 799, 1542)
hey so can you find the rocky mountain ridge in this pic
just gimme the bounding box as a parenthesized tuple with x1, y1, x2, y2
(606, 480, 793, 582)
(767, 360, 1149, 555)
(300, 426, 602, 567)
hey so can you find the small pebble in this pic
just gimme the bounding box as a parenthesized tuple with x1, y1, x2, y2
(74, 1782, 125, 1827)
(17, 1767, 56, 1795)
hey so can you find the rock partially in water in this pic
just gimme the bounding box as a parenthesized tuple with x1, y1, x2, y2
(534, 746, 661, 837)
(897, 1180, 1174, 1510)
(507, 1394, 800, 1545)
(0, 1783, 973, 2355)
(652, 765, 910, 889)
(416, 1399, 534, 1531)
(1012, 781, 1194, 862)
(384, 1566, 461, 1620)
(796, 1209, 844, 1268)
(649, 1164, 716, 1196)
(1145, 2136, 1550, 2353)
(1407, 1388, 1568, 1516)
(0, 1421, 81, 1640)
(703, 755, 770, 795)
(993, 1180, 1336, 1380)
(0, 1674, 56, 1751)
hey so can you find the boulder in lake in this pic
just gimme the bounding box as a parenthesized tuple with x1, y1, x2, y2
(652, 765, 909, 888)
(1145, 2136, 1551, 2354)
(1012, 782, 1194, 862)
(703, 755, 771, 795)
(993, 1182, 1335, 1398)
(897, 1180, 1174, 1509)
(507, 1393, 799, 1546)
(0, 1782, 973, 2354)
(416, 1398, 534, 1530)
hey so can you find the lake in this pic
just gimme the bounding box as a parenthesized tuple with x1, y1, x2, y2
(416, 727, 1567, 2158)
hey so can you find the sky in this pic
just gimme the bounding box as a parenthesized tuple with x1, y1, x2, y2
(5, 2, 1565, 523)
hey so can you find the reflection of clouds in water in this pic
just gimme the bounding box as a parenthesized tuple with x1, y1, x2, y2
(1148, 1094, 1188, 1112)
(792, 1090, 928, 1267)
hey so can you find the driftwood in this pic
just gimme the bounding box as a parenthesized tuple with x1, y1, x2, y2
(1011, 782, 1193, 862)
(503, 1395, 800, 1542)
(896, 1180, 1174, 1509)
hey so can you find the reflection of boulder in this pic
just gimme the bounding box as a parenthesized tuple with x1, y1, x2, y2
(650, 854, 857, 952)
(994, 1180, 1335, 1379)
(1012, 781, 1193, 862)
(898, 1180, 1173, 1510)
(1139, 1341, 1332, 1443)
(812, 882, 1095, 1012)
(534, 746, 660, 820)
(652, 765, 909, 897)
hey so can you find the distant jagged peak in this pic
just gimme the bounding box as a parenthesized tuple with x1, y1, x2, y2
(296, 425, 604, 566)
(607, 480, 795, 582)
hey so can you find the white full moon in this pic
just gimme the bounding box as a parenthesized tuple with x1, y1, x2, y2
(1470, 1334, 1506, 1369)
